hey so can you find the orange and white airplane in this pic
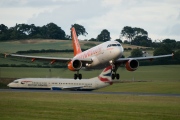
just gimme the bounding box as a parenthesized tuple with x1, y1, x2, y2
(10, 27, 174, 80)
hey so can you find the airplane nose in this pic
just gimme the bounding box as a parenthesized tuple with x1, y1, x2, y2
(114, 47, 123, 58)
(7, 83, 11, 87)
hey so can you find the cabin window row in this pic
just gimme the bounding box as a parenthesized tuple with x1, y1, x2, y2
(51, 83, 92, 85)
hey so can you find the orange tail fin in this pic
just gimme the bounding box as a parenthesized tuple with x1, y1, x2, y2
(71, 27, 82, 56)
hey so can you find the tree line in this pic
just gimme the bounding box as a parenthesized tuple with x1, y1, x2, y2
(0, 23, 67, 40)
(1, 23, 180, 48)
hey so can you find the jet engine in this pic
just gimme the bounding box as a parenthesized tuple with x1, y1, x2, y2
(68, 59, 82, 71)
(125, 59, 139, 71)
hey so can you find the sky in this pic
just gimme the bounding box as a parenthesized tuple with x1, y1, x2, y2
(0, 0, 180, 41)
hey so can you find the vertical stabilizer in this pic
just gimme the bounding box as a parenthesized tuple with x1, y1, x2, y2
(98, 66, 112, 83)
(71, 27, 82, 56)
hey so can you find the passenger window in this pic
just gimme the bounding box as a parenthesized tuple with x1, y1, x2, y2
(107, 44, 111, 47)
(117, 44, 121, 46)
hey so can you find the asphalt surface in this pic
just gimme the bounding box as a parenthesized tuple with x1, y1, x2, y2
(0, 89, 180, 97)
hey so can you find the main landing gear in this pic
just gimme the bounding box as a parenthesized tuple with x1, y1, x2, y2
(74, 71, 82, 80)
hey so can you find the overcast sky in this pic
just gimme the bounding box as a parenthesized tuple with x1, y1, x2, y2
(0, 0, 180, 41)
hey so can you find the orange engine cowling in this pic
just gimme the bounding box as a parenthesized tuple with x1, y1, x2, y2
(125, 59, 139, 71)
(68, 59, 82, 71)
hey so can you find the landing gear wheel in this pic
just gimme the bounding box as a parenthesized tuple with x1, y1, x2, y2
(79, 74, 82, 80)
(74, 74, 77, 80)
(111, 74, 115, 80)
(74, 72, 82, 80)
(111, 73, 120, 80)
(116, 74, 120, 80)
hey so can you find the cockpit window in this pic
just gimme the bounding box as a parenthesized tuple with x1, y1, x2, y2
(13, 81, 19, 83)
(117, 44, 121, 46)
(107, 44, 121, 47)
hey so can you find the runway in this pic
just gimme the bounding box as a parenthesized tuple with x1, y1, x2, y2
(0, 89, 180, 97)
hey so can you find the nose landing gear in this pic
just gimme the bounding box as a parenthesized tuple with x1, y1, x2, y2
(111, 72, 120, 80)
(110, 60, 120, 80)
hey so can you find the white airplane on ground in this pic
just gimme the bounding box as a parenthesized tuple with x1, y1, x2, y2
(8, 66, 113, 91)
(10, 27, 174, 80)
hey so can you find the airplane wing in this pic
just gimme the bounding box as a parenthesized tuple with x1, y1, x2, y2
(115, 53, 174, 63)
(51, 86, 83, 90)
(62, 86, 82, 90)
(9, 54, 92, 64)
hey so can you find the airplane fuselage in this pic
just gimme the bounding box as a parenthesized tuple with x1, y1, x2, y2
(74, 41, 124, 68)
(8, 78, 111, 91)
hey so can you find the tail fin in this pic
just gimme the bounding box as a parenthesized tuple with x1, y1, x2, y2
(98, 66, 112, 83)
(71, 27, 82, 56)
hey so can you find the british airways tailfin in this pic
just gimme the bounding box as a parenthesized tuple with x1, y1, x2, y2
(71, 27, 82, 56)
(98, 66, 112, 83)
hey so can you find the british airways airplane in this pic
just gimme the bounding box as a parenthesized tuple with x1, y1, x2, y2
(8, 66, 113, 91)
(10, 27, 173, 80)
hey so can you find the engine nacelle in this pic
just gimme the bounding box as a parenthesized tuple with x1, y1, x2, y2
(68, 59, 82, 71)
(125, 59, 139, 71)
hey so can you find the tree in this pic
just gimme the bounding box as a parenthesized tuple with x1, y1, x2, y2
(121, 26, 134, 43)
(162, 38, 176, 50)
(124, 40, 129, 44)
(8, 24, 25, 40)
(71, 24, 88, 37)
(162, 39, 176, 44)
(96, 29, 111, 42)
(89, 38, 96, 41)
(0, 24, 9, 40)
(115, 39, 122, 43)
(132, 36, 152, 47)
(131, 49, 143, 57)
(174, 50, 180, 63)
(29, 25, 42, 38)
(153, 44, 172, 56)
(41, 23, 66, 39)
(121, 26, 148, 45)
(133, 27, 148, 37)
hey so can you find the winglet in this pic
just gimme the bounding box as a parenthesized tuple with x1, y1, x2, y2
(172, 52, 174, 59)
(4, 53, 9, 58)
(71, 27, 82, 56)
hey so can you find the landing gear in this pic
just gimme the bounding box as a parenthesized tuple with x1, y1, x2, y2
(110, 61, 120, 80)
(111, 73, 120, 80)
(74, 71, 82, 80)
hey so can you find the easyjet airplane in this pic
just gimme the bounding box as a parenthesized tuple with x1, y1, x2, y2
(10, 27, 173, 80)
(8, 66, 113, 91)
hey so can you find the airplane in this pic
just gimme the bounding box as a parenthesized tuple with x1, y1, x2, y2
(9, 27, 174, 80)
(7, 66, 114, 91)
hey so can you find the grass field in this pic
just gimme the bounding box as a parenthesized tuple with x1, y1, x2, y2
(0, 65, 179, 81)
(0, 39, 149, 53)
(0, 65, 180, 94)
(0, 40, 179, 119)
(0, 92, 180, 120)
(0, 65, 180, 120)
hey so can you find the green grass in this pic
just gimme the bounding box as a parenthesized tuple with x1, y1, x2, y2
(0, 65, 180, 94)
(0, 39, 148, 53)
(0, 65, 179, 81)
(97, 82, 180, 94)
(0, 92, 180, 120)
(0, 40, 179, 119)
